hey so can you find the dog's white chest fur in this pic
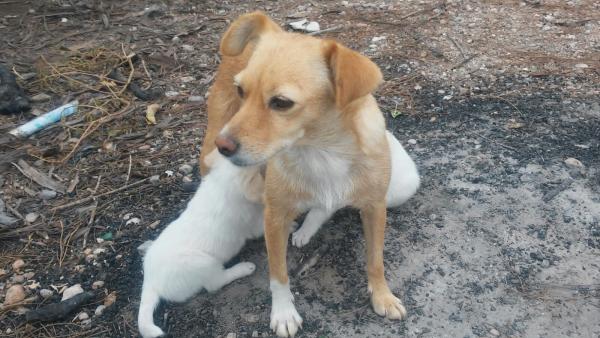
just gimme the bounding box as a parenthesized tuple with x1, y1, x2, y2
(277, 145, 353, 211)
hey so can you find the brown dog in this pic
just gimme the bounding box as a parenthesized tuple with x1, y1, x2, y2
(201, 12, 410, 337)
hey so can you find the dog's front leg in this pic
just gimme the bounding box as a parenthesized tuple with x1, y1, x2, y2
(360, 201, 407, 320)
(264, 204, 302, 337)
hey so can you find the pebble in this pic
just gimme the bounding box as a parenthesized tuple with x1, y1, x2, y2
(407, 139, 417, 145)
(23, 271, 35, 279)
(165, 170, 175, 177)
(171, 36, 181, 44)
(62, 284, 84, 301)
(181, 44, 194, 52)
(148, 220, 160, 229)
(188, 95, 205, 103)
(371, 36, 386, 42)
(0, 268, 6, 277)
(182, 176, 193, 183)
(252, 331, 259, 337)
(31, 93, 51, 102)
(92, 281, 105, 289)
(4, 285, 26, 305)
(25, 212, 39, 223)
(12, 259, 25, 271)
(77, 312, 90, 321)
(93, 248, 106, 255)
(574, 63, 588, 69)
(165, 91, 180, 97)
(38, 189, 57, 200)
(490, 328, 500, 336)
(126, 217, 141, 226)
(104, 291, 117, 307)
(95, 305, 106, 316)
(180, 76, 195, 83)
(40, 289, 54, 299)
(226, 333, 236, 338)
(564, 157, 583, 168)
(179, 164, 193, 175)
(12, 275, 25, 283)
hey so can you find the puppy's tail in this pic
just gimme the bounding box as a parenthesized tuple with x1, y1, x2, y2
(138, 285, 164, 338)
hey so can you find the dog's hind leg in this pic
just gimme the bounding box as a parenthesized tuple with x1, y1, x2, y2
(291, 208, 334, 248)
(203, 262, 257, 292)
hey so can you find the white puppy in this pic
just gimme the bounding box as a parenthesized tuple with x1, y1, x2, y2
(137, 151, 265, 338)
(291, 131, 420, 247)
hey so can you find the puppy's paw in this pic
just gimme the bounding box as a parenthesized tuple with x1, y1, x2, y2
(370, 288, 407, 320)
(291, 227, 313, 248)
(236, 262, 256, 277)
(270, 301, 303, 337)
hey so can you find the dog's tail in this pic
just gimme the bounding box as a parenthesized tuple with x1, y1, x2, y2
(138, 285, 164, 338)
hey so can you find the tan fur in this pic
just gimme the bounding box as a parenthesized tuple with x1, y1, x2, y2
(200, 12, 406, 332)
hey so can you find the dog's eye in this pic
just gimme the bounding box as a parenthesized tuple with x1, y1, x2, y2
(236, 85, 244, 98)
(269, 96, 294, 110)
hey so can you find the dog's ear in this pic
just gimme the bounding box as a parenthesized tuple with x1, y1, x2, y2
(323, 40, 383, 109)
(220, 11, 282, 56)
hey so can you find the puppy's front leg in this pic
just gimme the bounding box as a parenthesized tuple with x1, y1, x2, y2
(264, 204, 302, 337)
(360, 201, 407, 320)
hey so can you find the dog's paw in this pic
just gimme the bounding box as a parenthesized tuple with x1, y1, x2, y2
(370, 289, 407, 320)
(291, 227, 313, 248)
(270, 301, 303, 337)
(236, 262, 256, 276)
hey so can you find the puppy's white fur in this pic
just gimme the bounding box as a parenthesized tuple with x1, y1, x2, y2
(291, 132, 420, 247)
(138, 152, 264, 338)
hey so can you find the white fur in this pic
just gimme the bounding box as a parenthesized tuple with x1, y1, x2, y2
(270, 280, 302, 338)
(137, 154, 264, 338)
(291, 131, 420, 247)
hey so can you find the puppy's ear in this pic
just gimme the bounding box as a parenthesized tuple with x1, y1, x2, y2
(323, 40, 383, 109)
(220, 11, 282, 56)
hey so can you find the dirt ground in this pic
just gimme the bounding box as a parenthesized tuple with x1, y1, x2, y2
(1, 0, 599, 337)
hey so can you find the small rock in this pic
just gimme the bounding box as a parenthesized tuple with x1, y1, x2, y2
(188, 95, 205, 103)
(407, 139, 417, 145)
(180, 76, 195, 83)
(226, 333, 237, 338)
(62, 284, 84, 301)
(252, 331, 259, 338)
(77, 312, 89, 321)
(31, 93, 51, 102)
(564, 157, 583, 168)
(39, 289, 53, 299)
(25, 212, 39, 223)
(371, 36, 386, 42)
(429, 213, 438, 221)
(83, 248, 93, 255)
(92, 248, 106, 255)
(148, 220, 160, 230)
(165, 91, 180, 97)
(38, 189, 57, 200)
(60, 17, 68, 23)
(12, 259, 25, 271)
(92, 281, 105, 290)
(95, 305, 106, 316)
(171, 36, 181, 44)
(179, 164, 193, 175)
(165, 170, 174, 177)
(0, 268, 6, 277)
(4, 285, 26, 305)
(12, 275, 25, 283)
(149, 175, 160, 185)
(126, 217, 141, 226)
(137, 240, 153, 255)
(182, 175, 193, 183)
(181, 44, 194, 52)
(23, 271, 35, 279)
(490, 328, 500, 336)
(104, 291, 117, 307)
(574, 63, 588, 69)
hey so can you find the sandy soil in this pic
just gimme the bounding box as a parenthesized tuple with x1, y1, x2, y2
(0, 1, 599, 337)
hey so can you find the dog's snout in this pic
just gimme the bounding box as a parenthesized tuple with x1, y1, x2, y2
(215, 135, 239, 157)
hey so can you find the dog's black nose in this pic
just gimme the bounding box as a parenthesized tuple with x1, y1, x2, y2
(215, 135, 239, 157)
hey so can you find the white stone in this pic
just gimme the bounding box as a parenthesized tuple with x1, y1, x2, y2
(25, 212, 39, 223)
(408, 139, 417, 145)
(125, 217, 141, 226)
(92, 281, 105, 289)
(564, 157, 583, 168)
(40, 289, 54, 299)
(62, 284, 84, 301)
(181, 44, 194, 52)
(95, 305, 106, 316)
